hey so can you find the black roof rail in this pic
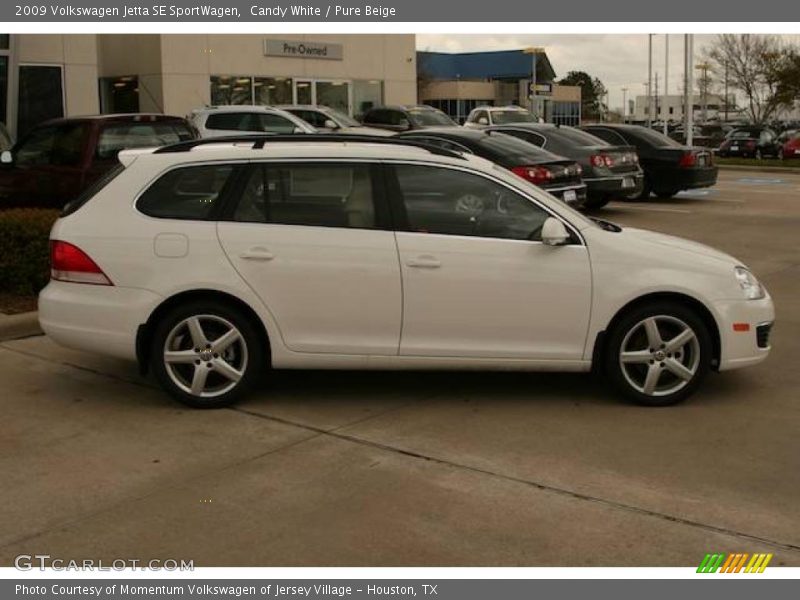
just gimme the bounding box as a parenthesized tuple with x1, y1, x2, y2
(153, 133, 466, 160)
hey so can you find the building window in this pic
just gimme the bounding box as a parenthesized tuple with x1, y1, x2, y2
(254, 77, 293, 105)
(353, 80, 383, 118)
(551, 101, 580, 126)
(0, 34, 9, 127)
(17, 65, 64, 137)
(99, 76, 139, 114)
(211, 75, 253, 105)
(669, 106, 674, 115)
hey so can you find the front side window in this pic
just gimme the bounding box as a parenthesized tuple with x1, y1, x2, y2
(232, 163, 377, 229)
(407, 109, 456, 127)
(490, 110, 536, 125)
(394, 165, 549, 241)
(14, 123, 87, 167)
(258, 113, 297, 134)
(138, 164, 236, 220)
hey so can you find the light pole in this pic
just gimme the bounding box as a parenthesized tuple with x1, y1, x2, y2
(664, 34, 669, 135)
(621, 87, 628, 123)
(695, 61, 711, 123)
(684, 34, 694, 146)
(647, 34, 653, 127)
(524, 46, 545, 120)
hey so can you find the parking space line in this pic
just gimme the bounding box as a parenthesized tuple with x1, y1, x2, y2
(611, 206, 692, 214)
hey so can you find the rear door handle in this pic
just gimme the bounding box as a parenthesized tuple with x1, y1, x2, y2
(239, 247, 274, 261)
(406, 256, 441, 269)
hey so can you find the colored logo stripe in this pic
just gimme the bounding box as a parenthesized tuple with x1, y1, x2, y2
(698, 553, 773, 573)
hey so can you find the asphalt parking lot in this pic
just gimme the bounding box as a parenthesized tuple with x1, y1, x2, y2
(1, 168, 799, 567)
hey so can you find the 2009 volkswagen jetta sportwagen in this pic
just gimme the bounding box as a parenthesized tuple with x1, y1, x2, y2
(38, 135, 774, 408)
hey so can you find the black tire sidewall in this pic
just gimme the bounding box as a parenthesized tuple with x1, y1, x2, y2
(604, 301, 712, 407)
(150, 300, 265, 408)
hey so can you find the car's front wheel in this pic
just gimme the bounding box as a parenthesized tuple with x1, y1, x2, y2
(605, 302, 712, 406)
(151, 300, 265, 408)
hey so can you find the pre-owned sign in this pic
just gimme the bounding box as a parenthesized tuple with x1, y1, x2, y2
(264, 40, 344, 60)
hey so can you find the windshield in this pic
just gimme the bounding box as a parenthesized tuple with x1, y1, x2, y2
(408, 109, 456, 127)
(491, 110, 536, 125)
(323, 108, 359, 127)
(551, 126, 611, 147)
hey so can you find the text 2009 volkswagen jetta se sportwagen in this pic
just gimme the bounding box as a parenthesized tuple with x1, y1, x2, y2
(39, 136, 774, 408)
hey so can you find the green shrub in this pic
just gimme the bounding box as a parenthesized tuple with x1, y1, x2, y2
(0, 209, 60, 295)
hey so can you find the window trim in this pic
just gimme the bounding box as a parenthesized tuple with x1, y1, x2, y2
(381, 159, 584, 246)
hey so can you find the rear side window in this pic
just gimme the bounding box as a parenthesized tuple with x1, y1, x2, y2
(138, 164, 236, 220)
(96, 122, 194, 160)
(232, 163, 378, 229)
(14, 122, 88, 167)
(205, 112, 296, 133)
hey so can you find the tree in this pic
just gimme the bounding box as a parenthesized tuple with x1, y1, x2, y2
(558, 71, 607, 121)
(706, 34, 800, 124)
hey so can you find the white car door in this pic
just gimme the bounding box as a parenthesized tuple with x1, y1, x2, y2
(217, 161, 402, 355)
(390, 163, 592, 360)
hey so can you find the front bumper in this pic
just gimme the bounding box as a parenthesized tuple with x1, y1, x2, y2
(584, 173, 644, 199)
(714, 294, 775, 371)
(39, 280, 162, 361)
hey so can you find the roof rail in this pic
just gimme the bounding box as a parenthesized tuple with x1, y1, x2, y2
(153, 134, 466, 160)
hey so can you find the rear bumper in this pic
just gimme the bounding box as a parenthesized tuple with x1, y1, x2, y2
(651, 166, 718, 192)
(39, 280, 161, 361)
(713, 294, 775, 371)
(584, 173, 644, 198)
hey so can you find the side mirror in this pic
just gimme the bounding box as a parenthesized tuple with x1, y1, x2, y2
(323, 119, 339, 130)
(478, 117, 489, 126)
(292, 126, 306, 134)
(0, 150, 12, 165)
(541, 217, 570, 246)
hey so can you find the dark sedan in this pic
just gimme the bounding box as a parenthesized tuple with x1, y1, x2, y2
(718, 127, 781, 159)
(361, 105, 457, 132)
(486, 123, 643, 209)
(581, 124, 717, 199)
(397, 127, 587, 207)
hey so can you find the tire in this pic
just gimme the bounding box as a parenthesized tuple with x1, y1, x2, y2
(655, 190, 678, 199)
(150, 300, 266, 408)
(604, 301, 712, 406)
(631, 177, 652, 201)
(583, 196, 611, 210)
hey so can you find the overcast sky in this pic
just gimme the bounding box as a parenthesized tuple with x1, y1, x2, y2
(416, 34, 800, 110)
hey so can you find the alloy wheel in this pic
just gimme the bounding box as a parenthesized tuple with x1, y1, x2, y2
(162, 314, 248, 398)
(618, 315, 701, 397)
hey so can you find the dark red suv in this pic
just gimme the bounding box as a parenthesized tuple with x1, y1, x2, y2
(0, 114, 196, 208)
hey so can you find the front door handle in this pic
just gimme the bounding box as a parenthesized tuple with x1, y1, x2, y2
(406, 255, 441, 269)
(239, 247, 274, 261)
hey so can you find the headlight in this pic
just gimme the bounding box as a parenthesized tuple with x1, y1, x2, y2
(734, 266, 765, 300)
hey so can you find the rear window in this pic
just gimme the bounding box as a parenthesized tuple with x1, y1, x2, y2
(628, 127, 683, 148)
(407, 109, 456, 127)
(490, 110, 536, 125)
(551, 127, 611, 147)
(96, 121, 194, 160)
(205, 112, 296, 134)
(138, 164, 236, 220)
(479, 132, 560, 162)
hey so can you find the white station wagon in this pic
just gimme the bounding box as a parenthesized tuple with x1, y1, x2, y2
(40, 136, 774, 408)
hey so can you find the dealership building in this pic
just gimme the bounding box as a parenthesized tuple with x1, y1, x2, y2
(417, 49, 582, 125)
(0, 34, 417, 138)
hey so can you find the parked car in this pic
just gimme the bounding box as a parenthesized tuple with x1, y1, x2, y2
(397, 127, 587, 208)
(39, 134, 773, 408)
(0, 114, 196, 208)
(777, 130, 800, 160)
(360, 105, 457, 132)
(276, 104, 391, 136)
(717, 127, 781, 159)
(581, 124, 717, 199)
(669, 124, 731, 148)
(189, 105, 316, 138)
(486, 123, 643, 209)
(464, 105, 537, 128)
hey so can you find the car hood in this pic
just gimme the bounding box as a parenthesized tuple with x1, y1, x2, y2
(620, 227, 739, 266)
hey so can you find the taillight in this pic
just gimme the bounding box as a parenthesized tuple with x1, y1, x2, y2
(590, 154, 614, 168)
(512, 165, 554, 185)
(50, 240, 113, 286)
(679, 151, 697, 168)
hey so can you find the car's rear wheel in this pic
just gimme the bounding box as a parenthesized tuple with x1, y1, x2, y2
(151, 300, 265, 408)
(605, 301, 711, 406)
(655, 189, 679, 199)
(631, 177, 652, 201)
